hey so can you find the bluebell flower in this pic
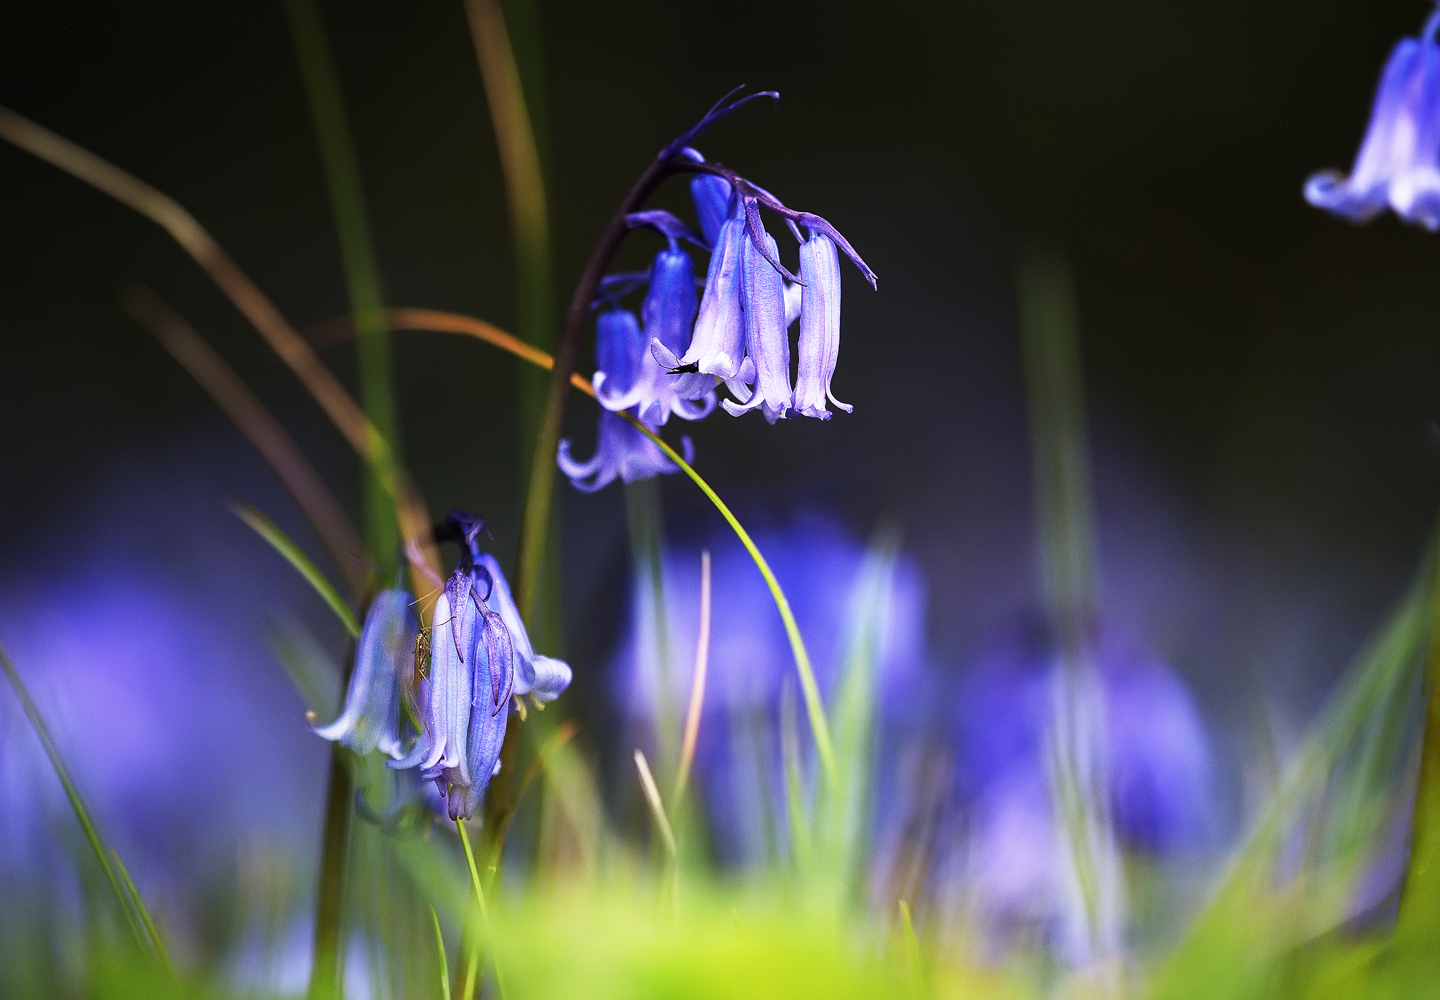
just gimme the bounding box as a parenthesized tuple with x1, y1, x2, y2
(477, 553, 572, 704)
(721, 228, 793, 422)
(691, 174, 733, 248)
(389, 513, 572, 819)
(1306, 10, 1440, 229)
(674, 213, 749, 385)
(312, 588, 417, 758)
(596, 247, 716, 423)
(793, 231, 851, 420)
(558, 408, 695, 493)
(559, 306, 699, 492)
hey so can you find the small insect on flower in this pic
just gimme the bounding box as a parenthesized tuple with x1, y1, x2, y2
(387, 511, 573, 819)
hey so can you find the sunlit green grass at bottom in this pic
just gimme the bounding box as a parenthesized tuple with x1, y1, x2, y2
(482, 878, 1009, 1000)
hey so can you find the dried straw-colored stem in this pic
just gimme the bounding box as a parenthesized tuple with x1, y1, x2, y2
(674, 550, 712, 805)
(0, 104, 440, 593)
(124, 287, 369, 598)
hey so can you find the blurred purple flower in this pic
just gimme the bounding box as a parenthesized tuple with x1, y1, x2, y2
(313, 588, 417, 759)
(612, 515, 931, 863)
(0, 428, 335, 893)
(949, 616, 1213, 949)
(1306, 10, 1440, 229)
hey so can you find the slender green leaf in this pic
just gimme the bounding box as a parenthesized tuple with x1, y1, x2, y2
(431, 906, 452, 1000)
(817, 533, 901, 904)
(232, 499, 360, 638)
(284, 0, 401, 572)
(0, 639, 148, 954)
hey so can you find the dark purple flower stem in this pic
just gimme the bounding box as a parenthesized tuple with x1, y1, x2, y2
(511, 153, 680, 624)
(495, 153, 680, 849)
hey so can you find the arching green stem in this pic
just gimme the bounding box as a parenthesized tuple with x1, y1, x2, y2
(616, 411, 836, 789)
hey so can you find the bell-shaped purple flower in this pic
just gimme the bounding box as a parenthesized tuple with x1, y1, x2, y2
(313, 588, 418, 758)
(678, 215, 748, 384)
(1306, 11, 1440, 229)
(793, 231, 851, 420)
(445, 579, 514, 820)
(722, 229, 793, 423)
(594, 250, 716, 425)
(558, 409, 695, 493)
(691, 174, 734, 247)
(389, 563, 517, 818)
(390, 572, 476, 785)
(477, 554, 572, 703)
(559, 305, 697, 492)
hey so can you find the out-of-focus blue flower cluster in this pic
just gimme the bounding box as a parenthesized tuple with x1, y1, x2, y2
(940, 615, 1213, 955)
(611, 515, 930, 863)
(610, 515, 1213, 949)
(0, 433, 332, 887)
(559, 93, 875, 492)
(1306, 9, 1440, 228)
(315, 510, 572, 820)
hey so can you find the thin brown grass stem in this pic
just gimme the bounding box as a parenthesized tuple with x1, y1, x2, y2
(674, 550, 712, 806)
(308, 308, 595, 399)
(0, 104, 441, 595)
(634, 750, 678, 858)
(124, 287, 369, 598)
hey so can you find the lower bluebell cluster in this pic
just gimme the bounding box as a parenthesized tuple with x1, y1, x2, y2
(315, 510, 572, 820)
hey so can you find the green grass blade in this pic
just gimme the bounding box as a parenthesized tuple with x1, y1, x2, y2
(1397, 529, 1440, 952)
(817, 533, 901, 902)
(781, 683, 814, 876)
(622, 412, 837, 792)
(1018, 250, 1121, 961)
(431, 906, 452, 1000)
(0, 639, 148, 954)
(111, 848, 172, 973)
(1151, 568, 1431, 997)
(232, 499, 360, 638)
(626, 478, 679, 777)
(284, 0, 401, 572)
(456, 819, 508, 1000)
(465, 0, 560, 632)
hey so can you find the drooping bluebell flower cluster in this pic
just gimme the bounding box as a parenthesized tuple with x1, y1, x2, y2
(315, 510, 572, 820)
(559, 91, 876, 492)
(1306, 10, 1440, 229)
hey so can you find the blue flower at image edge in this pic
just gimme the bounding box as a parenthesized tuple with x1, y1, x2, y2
(1306, 10, 1440, 229)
